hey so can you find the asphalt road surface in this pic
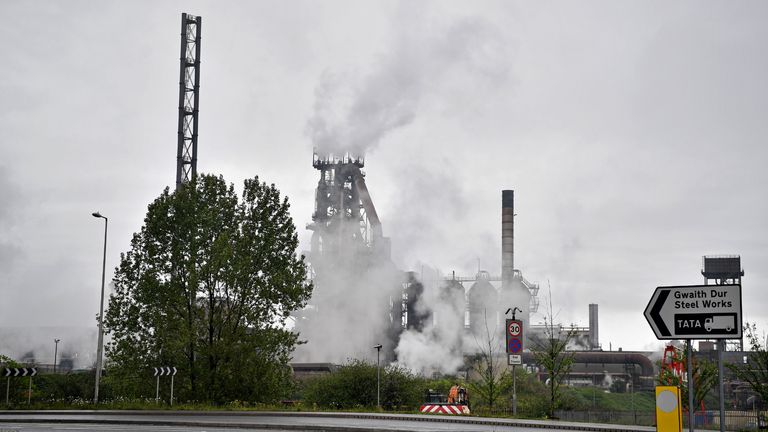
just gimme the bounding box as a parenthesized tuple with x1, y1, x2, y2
(0, 411, 655, 432)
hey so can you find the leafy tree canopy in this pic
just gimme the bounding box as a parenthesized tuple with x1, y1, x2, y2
(727, 323, 768, 405)
(104, 174, 312, 403)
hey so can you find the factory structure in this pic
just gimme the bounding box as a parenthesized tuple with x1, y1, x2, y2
(290, 147, 661, 390)
(162, 12, 666, 392)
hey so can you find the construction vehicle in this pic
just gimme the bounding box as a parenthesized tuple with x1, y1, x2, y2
(419, 387, 471, 415)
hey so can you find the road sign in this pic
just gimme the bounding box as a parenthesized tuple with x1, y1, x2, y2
(153, 366, 178, 376)
(644, 284, 742, 339)
(508, 354, 522, 365)
(505, 319, 524, 354)
(4, 368, 36, 377)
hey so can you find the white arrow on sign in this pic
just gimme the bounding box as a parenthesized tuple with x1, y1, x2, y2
(14, 369, 20, 377)
(30, 368, 37, 377)
(171, 367, 177, 376)
(644, 284, 742, 340)
(153, 367, 159, 377)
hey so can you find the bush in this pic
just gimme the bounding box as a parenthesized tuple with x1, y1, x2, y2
(302, 360, 424, 410)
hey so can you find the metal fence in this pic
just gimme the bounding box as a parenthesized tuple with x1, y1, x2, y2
(554, 410, 655, 427)
(554, 410, 768, 430)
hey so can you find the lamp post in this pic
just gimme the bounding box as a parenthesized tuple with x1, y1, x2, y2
(373, 344, 382, 409)
(92, 211, 108, 404)
(53, 339, 61, 374)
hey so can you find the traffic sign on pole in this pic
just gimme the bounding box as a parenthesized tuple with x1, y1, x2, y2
(644, 284, 742, 340)
(506, 319, 524, 354)
(4, 368, 36, 378)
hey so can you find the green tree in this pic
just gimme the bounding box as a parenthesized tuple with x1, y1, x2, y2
(658, 346, 718, 411)
(104, 174, 312, 403)
(529, 291, 576, 418)
(727, 323, 768, 405)
(0, 354, 26, 405)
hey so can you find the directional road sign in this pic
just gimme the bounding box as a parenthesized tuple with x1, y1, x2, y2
(4, 368, 37, 377)
(644, 284, 742, 339)
(153, 366, 178, 376)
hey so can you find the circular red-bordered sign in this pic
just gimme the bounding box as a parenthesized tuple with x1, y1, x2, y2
(508, 321, 522, 337)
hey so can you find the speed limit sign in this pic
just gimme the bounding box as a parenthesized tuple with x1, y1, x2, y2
(508, 321, 521, 336)
(506, 319, 524, 354)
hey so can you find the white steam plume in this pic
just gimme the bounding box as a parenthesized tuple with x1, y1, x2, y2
(306, 15, 508, 156)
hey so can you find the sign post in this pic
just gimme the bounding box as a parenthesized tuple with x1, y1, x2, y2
(170, 367, 177, 406)
(506, 313, 523, 416)
(153, 366, 177, 404)
(3, 368, 37, 406)
(154, 367, 160, 403)
(645, 284, 742, 432)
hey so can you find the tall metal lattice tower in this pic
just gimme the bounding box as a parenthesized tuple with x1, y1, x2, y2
(176, 13, 202, 188)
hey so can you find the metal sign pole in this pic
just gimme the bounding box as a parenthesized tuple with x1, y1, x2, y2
(687, 340, 694, 432)
(717, 339, 725, 432)
(27, 376, 31, 405)
(512, 365, 517, 416)
(170, 374, 174, 406)
(156, 375, 160, 403)
(5, 376, 9, 405)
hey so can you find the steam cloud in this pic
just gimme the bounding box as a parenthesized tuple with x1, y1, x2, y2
(394, 266, 468, 376)
(0, 165, 23, 271)
(297, 14, 510, 375)
(306, 16, 508, 156)
(293, 235, 401, 363)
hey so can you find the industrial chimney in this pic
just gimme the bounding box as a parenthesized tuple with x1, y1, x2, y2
(501, 190, 514, 289)
(589, 304, 599, 350)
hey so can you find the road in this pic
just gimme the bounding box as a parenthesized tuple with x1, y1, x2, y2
(0, 411, 655, 432)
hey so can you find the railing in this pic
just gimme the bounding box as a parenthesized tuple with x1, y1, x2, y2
(554, 409, 768, 430)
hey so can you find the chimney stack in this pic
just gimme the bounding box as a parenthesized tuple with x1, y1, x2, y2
(502, 190, 514, 289)
(589, 304, 599, 350)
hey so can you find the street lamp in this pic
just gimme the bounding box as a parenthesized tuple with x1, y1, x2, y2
(92, 211, 108, 404)
(373, 344, 382, 409)
(53, 339, 61, 374)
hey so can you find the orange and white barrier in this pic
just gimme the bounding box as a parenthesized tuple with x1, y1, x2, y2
(419, 404, 470, 415)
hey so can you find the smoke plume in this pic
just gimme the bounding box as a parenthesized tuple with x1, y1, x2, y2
(297, 13, 510, 373)
(395, 266, 468, 375)
(306, 15, 508, 156)
(0, 165, 23, 271)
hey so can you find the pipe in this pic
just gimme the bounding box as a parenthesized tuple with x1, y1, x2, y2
(521, 351, 655, 377)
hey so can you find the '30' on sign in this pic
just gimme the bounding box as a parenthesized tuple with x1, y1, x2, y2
(508, 320, 522, 337)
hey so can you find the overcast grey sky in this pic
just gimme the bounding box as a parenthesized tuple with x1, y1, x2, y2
(1, 1, 766, 356)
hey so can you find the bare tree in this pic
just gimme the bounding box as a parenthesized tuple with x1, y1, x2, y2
(468, 309, 511, 411)
(529, 286, 575, 418)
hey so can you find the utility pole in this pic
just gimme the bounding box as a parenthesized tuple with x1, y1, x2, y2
(53, 339, 60, 374)
(374, 344, 382, 409)
(91, 212, 108, 404)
